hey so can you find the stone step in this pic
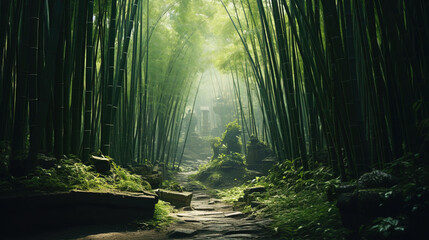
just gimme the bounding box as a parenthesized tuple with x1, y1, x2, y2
(168, 228, 197, 238)
(176, 211, 224, 217)
(155, 189, 192, 207)
(193, 194, 211, 200)
(225, 212, 245, 218)
(193, 206, 215, 211)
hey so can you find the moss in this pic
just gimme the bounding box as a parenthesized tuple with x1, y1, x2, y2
(0, 157, 151, 193)
(221, 120, 242, 153)
(142, 200, 176, 229)
(193, 153, 249, 187)
(161, 180, 184, 192)
(207, 172, 222, 185)
(215, 161, 349, 240)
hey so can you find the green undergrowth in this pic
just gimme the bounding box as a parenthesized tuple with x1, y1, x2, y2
(142, 200, 176, 229)
(161, 179, 184, 192)
(0, 156, 151, 193)
(217, 159, 350, 240)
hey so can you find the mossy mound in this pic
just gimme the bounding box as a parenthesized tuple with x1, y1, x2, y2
(0, 156, 151, 193)
(210, 120, 242, 159)
(193, 153, 257, 188)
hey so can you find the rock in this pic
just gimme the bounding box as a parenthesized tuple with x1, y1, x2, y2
(194, 233, 223, 238)
(168, 228, 197, 238)
(90, 155, 111, 173)
(358, 170, 396, 189)
(177, 212, 224, 217)
(156, 189, 192, 207)
(246, 137, 272, 170)
(225, 233, 258, 238)
(225, 211, 245, 218)
(194, 194, 210, 200)
(182, 206, 193, 211)
(244, 186, 266, 195)
(0, 191, 158, 235)
(193, 206, 215, 211)
(184, 218, 201, 222)
(142, 173, 162, 189)
(202, 224, 233, 232)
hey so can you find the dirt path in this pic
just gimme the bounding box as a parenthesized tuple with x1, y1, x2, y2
(21, 160, 277, 240)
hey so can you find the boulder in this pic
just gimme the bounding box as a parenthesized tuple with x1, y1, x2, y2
(246, 137, 272, 170)
(244, 186, 267, 203)
(156, 189, 193, 207)
(0, 191, 158, 235)
(358, 170, 396, 189)
(90, 155, 111, 173)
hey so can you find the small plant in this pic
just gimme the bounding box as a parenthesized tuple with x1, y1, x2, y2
(361, 217, 406, 239)
(143, 200, 176, 229)
(210, 137, 223, 159)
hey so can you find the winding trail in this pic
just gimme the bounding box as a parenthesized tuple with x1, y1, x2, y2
(162, 169, 276, 239)
(26, 159, 277, 240)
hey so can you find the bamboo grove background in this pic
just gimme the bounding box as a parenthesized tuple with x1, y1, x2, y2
(1, 0, 428, 180)
(221, 0, 428, 179)
(0, 0, 213, 174)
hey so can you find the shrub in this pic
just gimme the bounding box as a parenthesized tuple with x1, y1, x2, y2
(222, 120, 242, 153)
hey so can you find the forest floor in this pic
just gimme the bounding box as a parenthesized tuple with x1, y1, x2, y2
(19, 158, 278, 240)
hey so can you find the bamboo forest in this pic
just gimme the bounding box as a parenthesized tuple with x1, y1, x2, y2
(0, 0, 428, 239)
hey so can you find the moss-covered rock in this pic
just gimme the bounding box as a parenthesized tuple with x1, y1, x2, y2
(246, 136, 273, 171)
(222, 120, 242, 153)
(358, 170, 396, 189)
(194, 153, 253, 187)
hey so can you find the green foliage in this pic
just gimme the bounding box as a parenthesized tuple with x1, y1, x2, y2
(210, 137, 222, 159)
(260, 164, 347, 239)
(216, 184, 249, 203)
(209, 121, 243, 160)
(161, 180, 184, 192)
(267, 159, 340, 192)
(143, 200, 176, 229)
(221, 120, 242, 153)
(261, 190, 348, 239)
(216, 158, 348, 239)
(1, 157, 151, 193)
(361, 217, 406, 239)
